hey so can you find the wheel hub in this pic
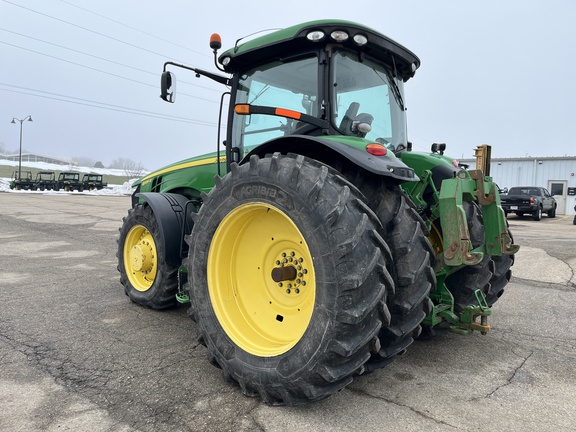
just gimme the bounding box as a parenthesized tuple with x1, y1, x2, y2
(123, 225, 158, 292)
(271, 265, 296, 282)
(130, 244, 153, 272)
(272, 250, 309, 295)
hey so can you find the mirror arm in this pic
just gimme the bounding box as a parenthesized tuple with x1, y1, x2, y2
(163, 61, 230, 86)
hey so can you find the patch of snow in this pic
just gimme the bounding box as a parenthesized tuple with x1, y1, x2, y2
(0, 160, 141, 196)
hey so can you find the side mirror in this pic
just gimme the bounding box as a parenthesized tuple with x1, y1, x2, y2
(160, 71, 177, 103)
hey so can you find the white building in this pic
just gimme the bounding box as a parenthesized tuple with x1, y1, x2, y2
(461, 156, 576, 215)
(0, 152, 70, 165)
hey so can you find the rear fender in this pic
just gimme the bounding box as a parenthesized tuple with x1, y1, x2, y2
(135, 192, 192, 267)
(241, 135, 418, 182)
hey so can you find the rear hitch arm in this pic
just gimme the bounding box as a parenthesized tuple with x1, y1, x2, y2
(423, 284, 492, 335)
(469, 170, 520, 256)
(438, 171, 483, 266)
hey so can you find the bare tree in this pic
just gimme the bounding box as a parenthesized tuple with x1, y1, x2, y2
(123, 159, 146, 178)
(109, 158, 146, 178)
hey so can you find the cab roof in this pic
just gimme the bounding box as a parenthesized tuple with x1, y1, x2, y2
(218, 19, 420, 81)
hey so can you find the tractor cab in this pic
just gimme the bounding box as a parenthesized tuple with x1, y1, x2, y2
(161, 20, 419, 177)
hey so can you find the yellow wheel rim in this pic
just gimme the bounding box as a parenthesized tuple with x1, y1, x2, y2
(208, 202, 316, 357)
(428, 223, 443, 257)
(124, 224, 158, 292)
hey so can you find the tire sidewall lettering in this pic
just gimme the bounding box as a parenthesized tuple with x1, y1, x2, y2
(231, 183, 294, 211)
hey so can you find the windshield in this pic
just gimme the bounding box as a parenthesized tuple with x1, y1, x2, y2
(332, 51, 407, 149)
(232, 55, 319, 149)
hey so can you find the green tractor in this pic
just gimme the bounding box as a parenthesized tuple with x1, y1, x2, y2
(117, 20, 518, 406)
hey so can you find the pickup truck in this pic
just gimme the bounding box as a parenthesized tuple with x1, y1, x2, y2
(500, 186, 557, 221)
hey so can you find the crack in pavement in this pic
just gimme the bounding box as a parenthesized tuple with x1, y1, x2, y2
(246, 405, 267, 432)
(468, 350, 534, 402)
(347, 387, 458, 429)
(1, 325, 262, 431)
(510, 276, 576, 291)
(494, 327, 576, 344)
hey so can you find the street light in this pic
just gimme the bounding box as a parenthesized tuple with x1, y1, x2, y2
(11, 115, 33, 180)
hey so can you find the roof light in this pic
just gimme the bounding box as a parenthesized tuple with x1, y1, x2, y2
(306, 30, 325, 42)
(353, 34, 368, 46)
(366, 143, 387, 156)
(330, 30, 349, 42)
(221, 56, 231, 66)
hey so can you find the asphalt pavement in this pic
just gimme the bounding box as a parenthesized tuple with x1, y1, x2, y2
(1, 193, 575, 432)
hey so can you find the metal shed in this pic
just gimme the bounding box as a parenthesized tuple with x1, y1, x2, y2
(460, 156, 576, 215)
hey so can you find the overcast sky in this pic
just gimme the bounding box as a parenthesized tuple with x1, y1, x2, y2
(1, 0, 575, 171)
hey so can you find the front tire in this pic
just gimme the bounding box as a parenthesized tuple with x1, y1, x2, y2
(187, 154, 392, 405)
(547, 205, 556, 218)
(117, 204, 179, 309)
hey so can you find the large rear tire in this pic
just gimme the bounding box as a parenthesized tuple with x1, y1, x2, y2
(341, 173, 435, 371)
(186, 154, 393, 405)
(117, 204, 179, 309)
